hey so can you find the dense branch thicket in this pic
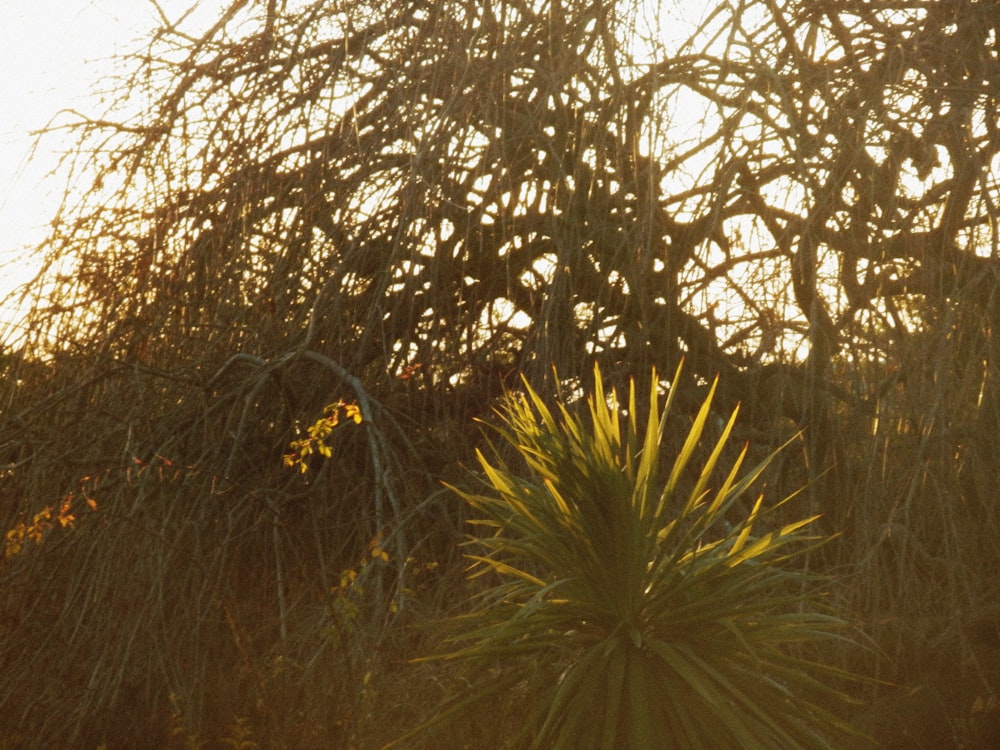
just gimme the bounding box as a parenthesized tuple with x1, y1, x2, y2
(2, 0, 1000, 746)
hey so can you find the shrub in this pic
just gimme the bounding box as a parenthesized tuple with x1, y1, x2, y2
(395, 364, 854, 749)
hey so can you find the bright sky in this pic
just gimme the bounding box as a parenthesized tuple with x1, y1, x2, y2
(0, 1, 226, 326)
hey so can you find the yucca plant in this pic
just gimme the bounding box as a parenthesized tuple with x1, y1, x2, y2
(396, 364, 854, 749)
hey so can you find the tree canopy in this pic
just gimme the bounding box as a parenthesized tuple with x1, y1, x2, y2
(2, 0, 1000, 746)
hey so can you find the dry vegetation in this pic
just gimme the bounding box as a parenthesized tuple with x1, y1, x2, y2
(2, 0, 1000, 746)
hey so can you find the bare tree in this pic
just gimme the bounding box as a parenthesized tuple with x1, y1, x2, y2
(2, 0, 999, 745)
